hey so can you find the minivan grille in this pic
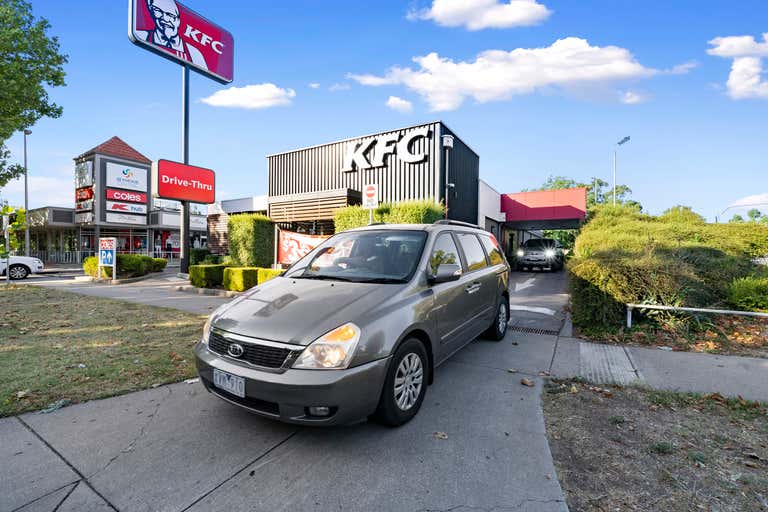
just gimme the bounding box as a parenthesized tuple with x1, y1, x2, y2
(209, 331, 293, 368)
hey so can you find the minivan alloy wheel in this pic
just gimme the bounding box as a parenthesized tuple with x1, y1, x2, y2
(394, 353, 423, 411)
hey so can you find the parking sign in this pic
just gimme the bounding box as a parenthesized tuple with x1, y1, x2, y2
(98, 238, 117, 279)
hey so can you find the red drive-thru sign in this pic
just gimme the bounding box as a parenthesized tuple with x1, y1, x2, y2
(128, 0, 234, 84)
(152, 159, 215, 204)
(106, 189, 147, 203)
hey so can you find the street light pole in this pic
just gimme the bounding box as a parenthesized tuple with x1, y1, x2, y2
(23, 129, 31, 256)
(613, 136, 630, 206)
(442, 134, 454, 219)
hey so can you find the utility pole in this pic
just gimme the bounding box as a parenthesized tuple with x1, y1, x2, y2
(442, 134, 454, 219)
(613, 136, 630, 206)
(180, 65, 191, 274)
(23, 129, 31, 255)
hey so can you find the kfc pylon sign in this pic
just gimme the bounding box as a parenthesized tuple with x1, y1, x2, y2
(152, 159, 215, 204)
(129, 0, 234, 84)
(106, 189, 147, 203)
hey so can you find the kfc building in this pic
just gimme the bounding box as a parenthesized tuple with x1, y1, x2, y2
(267, 121, 480, 234)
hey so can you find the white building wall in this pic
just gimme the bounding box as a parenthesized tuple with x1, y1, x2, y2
(477, 179, 505, 229)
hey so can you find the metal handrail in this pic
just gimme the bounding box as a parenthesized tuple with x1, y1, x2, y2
(626, 303, 768, 328)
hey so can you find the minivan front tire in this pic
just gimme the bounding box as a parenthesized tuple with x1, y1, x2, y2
(373, 338, 428, 427)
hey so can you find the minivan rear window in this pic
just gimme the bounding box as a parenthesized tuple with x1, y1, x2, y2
(457, 233, 488, 271)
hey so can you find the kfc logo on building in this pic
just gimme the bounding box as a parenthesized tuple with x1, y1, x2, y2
(343, 126, 431, 172)
(129, 0, 234, 84)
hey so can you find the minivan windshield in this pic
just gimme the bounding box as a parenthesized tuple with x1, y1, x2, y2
(522, 238, 556, 249)
(285, 230, 428, 283)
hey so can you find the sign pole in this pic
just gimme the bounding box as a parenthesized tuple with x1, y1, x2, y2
(180, 65, 191, 274)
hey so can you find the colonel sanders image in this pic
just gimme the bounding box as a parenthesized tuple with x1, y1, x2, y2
(135, 0, 208, 70)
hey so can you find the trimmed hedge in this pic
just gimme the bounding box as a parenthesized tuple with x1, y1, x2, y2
(189, 264, 228, 288)
(334, 199, 445, 232)
(258, 268, 284, 284)
(223, 267, 259, 292)
(729, 276, 768, 312)
(229, 213, 274, 267)
(190, 248, 210, 265)
(83, 254, 164, 279)
(568, 205, 768, 328)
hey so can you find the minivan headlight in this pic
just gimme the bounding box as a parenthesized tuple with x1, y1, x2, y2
(516, 249, 524, 257)
(293, 323, 361, 370)
(544, 249, 556, 257)
(201, 316, 212, 345)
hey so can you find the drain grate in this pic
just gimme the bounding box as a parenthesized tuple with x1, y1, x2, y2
(508, 325, 560, 336)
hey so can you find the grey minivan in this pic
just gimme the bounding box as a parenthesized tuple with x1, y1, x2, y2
(195, 221, 510, 426)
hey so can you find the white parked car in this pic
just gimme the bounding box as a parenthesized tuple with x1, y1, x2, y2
(0, 256, 44, 280)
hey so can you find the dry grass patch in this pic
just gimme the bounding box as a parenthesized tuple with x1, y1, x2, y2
(543, 380, 768, 511)
(0, 285, 205, 416)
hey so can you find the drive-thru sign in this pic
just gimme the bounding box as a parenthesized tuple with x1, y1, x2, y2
(152, 159, 216, 204)
(98, 238, 117, 279)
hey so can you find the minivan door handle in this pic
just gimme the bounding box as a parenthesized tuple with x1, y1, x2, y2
(465, 282, 482, 294)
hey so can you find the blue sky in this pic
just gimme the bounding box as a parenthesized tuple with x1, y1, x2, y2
(2, 0, 767, 221)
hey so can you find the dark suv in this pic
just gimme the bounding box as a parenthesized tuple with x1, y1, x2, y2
(515, 238, 564, 271)
(195, 221, 510, 426)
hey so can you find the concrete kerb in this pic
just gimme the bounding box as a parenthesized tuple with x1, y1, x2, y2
(175, 284, 241, 298)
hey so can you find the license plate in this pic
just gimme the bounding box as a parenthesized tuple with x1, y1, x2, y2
(213, 369, 245, 398)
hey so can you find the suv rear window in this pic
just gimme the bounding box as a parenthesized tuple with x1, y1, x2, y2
(457, 233, 488, 271)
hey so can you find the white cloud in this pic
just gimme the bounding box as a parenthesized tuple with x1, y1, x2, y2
(1, 175, 73, 209)
(348, 37, 657, 111)
(329, 83, 351, 92)
(708, 33, 768, 100)
(707, 33, 768, 58)
(308, 82, 320, 89)
(729, 192, 768, 208)
(621, 91, 647, 104)
(668, 60, 698, 75)
(385, 96, 413, 113)
(200, 83, 296, 109)
(408, 0, 551, 30)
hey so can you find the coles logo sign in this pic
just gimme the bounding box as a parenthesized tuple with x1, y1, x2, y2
(106, 189, 147, 203)
(129, 0, 234, 84)
(152, 159, 215, 204)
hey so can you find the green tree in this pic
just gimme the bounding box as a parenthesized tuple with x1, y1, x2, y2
(729, 214, 745, 223)
(0, 0, 67, 188)
(661, 205, 706, 224)
(0, 204, 26, 258)
(747, 208, 763, 222)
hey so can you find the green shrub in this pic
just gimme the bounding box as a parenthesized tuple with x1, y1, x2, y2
(228, 213, 274, 267)
(569, 204, 768, 329)
(83, 254, 156, 279)
(202, 254, 221, 264)
(258, 268, 284, 284)
(223, 267, 259, 292)
(190, 248, 210, 265)
(150, 258, 167, 272)
(728, 276, 768, 312)
(334, 199, 445, 232)
(189, 264, 228, 288)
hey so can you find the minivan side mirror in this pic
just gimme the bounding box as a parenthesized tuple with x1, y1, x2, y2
(429, 263, 462, 284)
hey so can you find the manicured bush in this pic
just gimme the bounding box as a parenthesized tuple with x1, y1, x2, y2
(202, 254, 221, 264)
(190, 248, 210, 265)
(83, 254, 157, 279)
(728, 276, 768, 312)
(334, 199, 445, 232)
(150, 258, 167, 272)
(223, 267, 259, 292)
(258, 268, 284, 284)
(568, 204, 768, 328)
(228, 213, 274, 267)
(189, 264, 228, 288)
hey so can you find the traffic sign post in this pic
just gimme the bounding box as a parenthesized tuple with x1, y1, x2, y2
(362, 184, 379, 225)
(2, 215, 9, 286)
(98, 237, 117, 280)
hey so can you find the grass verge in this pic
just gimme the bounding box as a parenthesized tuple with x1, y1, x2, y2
(543, 380, 768, 511)
(0, 285, 205, 417)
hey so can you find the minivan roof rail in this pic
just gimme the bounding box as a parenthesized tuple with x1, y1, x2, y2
(433, 219, 481, 229)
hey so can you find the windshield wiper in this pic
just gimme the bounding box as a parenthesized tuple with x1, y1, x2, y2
(353, 277, 408, 284)
(295, 274, 355, 282)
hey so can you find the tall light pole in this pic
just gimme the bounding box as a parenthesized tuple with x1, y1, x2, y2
(613, 136, 630, 206)
(23, 129, 31, 256)
(442, 134, 454, 219)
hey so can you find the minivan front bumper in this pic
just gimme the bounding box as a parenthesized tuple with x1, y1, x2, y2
(195, 342, 389, 425)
